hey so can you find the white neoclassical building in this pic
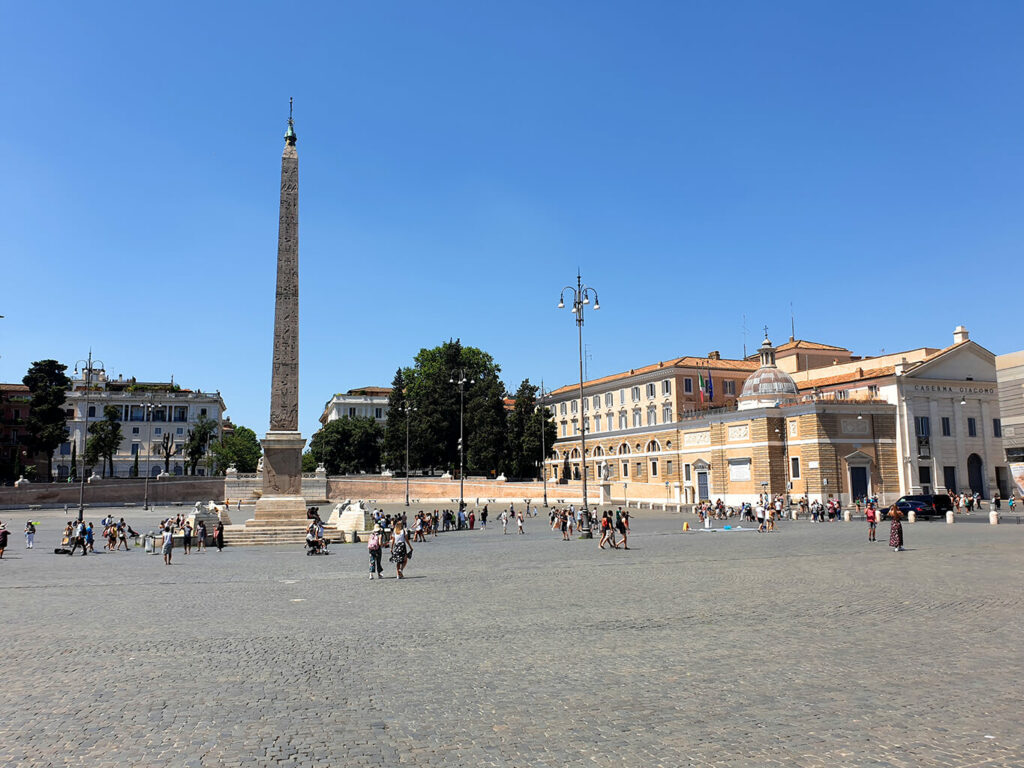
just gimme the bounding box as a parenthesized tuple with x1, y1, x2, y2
(319, 386, 392, 427)
(794, 327, 1008, 498)
(54, 369, 227, 479)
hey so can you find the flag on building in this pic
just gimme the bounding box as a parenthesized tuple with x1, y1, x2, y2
(706, 367, 714, 402)
(698, 370, 706, 404)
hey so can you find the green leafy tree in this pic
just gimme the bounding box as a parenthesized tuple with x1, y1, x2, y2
(398, 339, 508, 476)
(301, 451, 318, 472)
(184, 415, 219, 475)
(505, 379, 556, 478)
(131, 451, 140, 478)
(209, 425, 263, 473)
(308, 416, 383, 475)
(86, 405, 123, 478)
(382, 368, 411, 472)
(22, 359, 72, 481)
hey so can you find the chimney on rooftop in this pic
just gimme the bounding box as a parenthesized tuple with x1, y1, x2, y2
(954, 325, 969, 344)
(708, 351, 721, 360)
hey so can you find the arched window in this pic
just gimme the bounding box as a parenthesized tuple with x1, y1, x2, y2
(617, 443, 631, 455)
(570, 448, 581, 459)
(646, 440, 661, 453)
(593, 446, 605, 457)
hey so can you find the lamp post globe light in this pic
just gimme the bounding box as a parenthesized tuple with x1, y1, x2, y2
(558, 272, 600, 538)
(450, 369, 473, 513)
(73, 351, 105, 523)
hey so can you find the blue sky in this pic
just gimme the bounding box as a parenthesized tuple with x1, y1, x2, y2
(1, 1, 1022, 441)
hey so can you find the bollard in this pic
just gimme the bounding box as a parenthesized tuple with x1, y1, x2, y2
(843, 509, 851, 523)
(908, 510, 916, 524)
(946, 510, 955, 524)
(704, 516, 711, 529)
(989, 510, 999, 525)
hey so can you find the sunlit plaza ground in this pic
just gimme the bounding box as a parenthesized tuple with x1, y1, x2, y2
(1, 505, 1022, 767)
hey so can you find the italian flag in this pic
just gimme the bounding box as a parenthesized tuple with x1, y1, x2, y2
(698, 371, 706, 403)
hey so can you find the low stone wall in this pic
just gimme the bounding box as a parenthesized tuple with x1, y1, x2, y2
(0, 477, 226, 510)
(223, 471, 329, 504)
(326, 476, 584, 504)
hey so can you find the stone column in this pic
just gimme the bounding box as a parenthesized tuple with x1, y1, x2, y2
(250, 110, 308, 526)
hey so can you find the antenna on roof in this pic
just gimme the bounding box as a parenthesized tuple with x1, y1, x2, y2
(742, 314, 748, 358)
(790, 301, 795, 342)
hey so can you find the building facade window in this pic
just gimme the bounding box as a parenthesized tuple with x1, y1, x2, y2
(941, 417, 951, 437)
(723, 380, 736, 396)
(646, 383, 657, 398)
(88, 406, 96, 418)
(622, 461, 628, 478)
(631, 386, 641, 402)
(684, 464, 691, 481)
(561, 424, 567, 437)
(651, 459, 658, 477)
(791, 456, 800, 479)
(605, 393, 613, 408)
(619, 389, 625, 405)
(684, 378, 693, 394)
(593, 395, 600, 409)
(618, 413, 627, 430)
(594, 415, 601, 432)
(666, 460, 673, 474)
(662, 405, 672, 423)
(968, 417, 977, 437)
(560, 403, 567, 416)
(632, 410, 642, 427)
(647, 407, 656, 426)
(662, 379, 672, 395)
(571, 400, 578, 414)
(132, 427, 140, 435)
(915, 416, 930, 437)
(375, 408, 383, 419)
(131, 443, 140, 456)
(994, 418, 1002, 438)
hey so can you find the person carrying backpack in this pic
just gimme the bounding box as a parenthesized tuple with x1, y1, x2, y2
(367, 525, 384, 580)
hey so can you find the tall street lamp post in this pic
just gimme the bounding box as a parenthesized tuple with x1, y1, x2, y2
(539, 380, 549, 508)
(558, 272, 600, 538)
(73, 351, 105, 523)
(400, 402, 417, 506)
(450, 369, 473, 513)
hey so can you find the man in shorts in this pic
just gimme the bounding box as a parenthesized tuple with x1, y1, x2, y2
(161, 522, 174, 565)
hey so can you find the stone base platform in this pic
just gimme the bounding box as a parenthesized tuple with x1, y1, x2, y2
(224, 524, 312, 547)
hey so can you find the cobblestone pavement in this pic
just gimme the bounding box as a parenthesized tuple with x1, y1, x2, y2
(0, 506, 1022, 767)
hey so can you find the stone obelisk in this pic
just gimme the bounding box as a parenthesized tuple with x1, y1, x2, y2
(250, 101, 307, 526)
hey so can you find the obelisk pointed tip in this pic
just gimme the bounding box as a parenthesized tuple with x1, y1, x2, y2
(284, 97, 297, 145)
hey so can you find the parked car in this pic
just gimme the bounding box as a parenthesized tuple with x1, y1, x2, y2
(890, 494, 953, 519)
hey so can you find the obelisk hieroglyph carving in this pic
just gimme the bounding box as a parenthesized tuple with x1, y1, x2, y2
(250, 101, 307, 525)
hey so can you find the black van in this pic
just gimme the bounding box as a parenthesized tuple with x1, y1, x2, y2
(893, 494, 954, 519)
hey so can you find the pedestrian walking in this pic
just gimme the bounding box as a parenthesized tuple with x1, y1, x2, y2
(214, 521, 225, 551)
(889, 507, 904, 552)
(615, 508, 629, 549)
(116, 519, 130, 551)
(865, 503, 877, 542)
(182, 521, 193, 555)
(516, 510, 525, 534)
(24, 520, 36, 549)
(69, 520, 88, 556)
(389, 519, 413, 579)
(196, 520, 207, 552)
(161, 522, 174, 565)
(500, 509, 509, 535)
(85, 522, 95, 552)
(367, 524, 384, 579)
(0, 521, 8, 558)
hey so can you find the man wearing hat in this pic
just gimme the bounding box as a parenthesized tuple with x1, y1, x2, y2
(367, 524, 384, 579)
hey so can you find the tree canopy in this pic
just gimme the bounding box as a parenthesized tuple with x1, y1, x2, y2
(184, 415, 219, 475)
(210, 425, 262, 473)
(86, 405, 123, 477)
(22, 359, 71, 480)
(505, 379, 557, 479)
(308, 416, 383, 475)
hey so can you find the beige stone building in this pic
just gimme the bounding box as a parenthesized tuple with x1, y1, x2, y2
(546, 327, 1007, 506)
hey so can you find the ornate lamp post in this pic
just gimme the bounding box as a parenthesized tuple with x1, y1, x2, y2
(539, 380, 549, 508)
(399, 402, 417, 506)
(73, 351, 105, 523)
(558, 272, 600, 538)
(449, 369, 473, 512)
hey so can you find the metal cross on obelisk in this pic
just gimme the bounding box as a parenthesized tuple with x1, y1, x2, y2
(249, 100, 308, 526)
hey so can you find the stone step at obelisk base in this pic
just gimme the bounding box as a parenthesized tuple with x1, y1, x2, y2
(224, 524, 309, 547)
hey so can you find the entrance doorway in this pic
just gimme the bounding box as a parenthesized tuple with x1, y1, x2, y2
(943, 466, 957, 493)
(849, 466, 869, 501)
(697, 471, 709, 501)
(967, 453, 985, 496)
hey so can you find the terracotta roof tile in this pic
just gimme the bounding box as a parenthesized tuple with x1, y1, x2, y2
(547, 356, 758, 397)
(798, 366, 895, 389)
(775, 339, 851, 352)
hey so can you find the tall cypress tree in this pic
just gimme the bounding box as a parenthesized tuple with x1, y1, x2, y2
(23, 360, 72, 481)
